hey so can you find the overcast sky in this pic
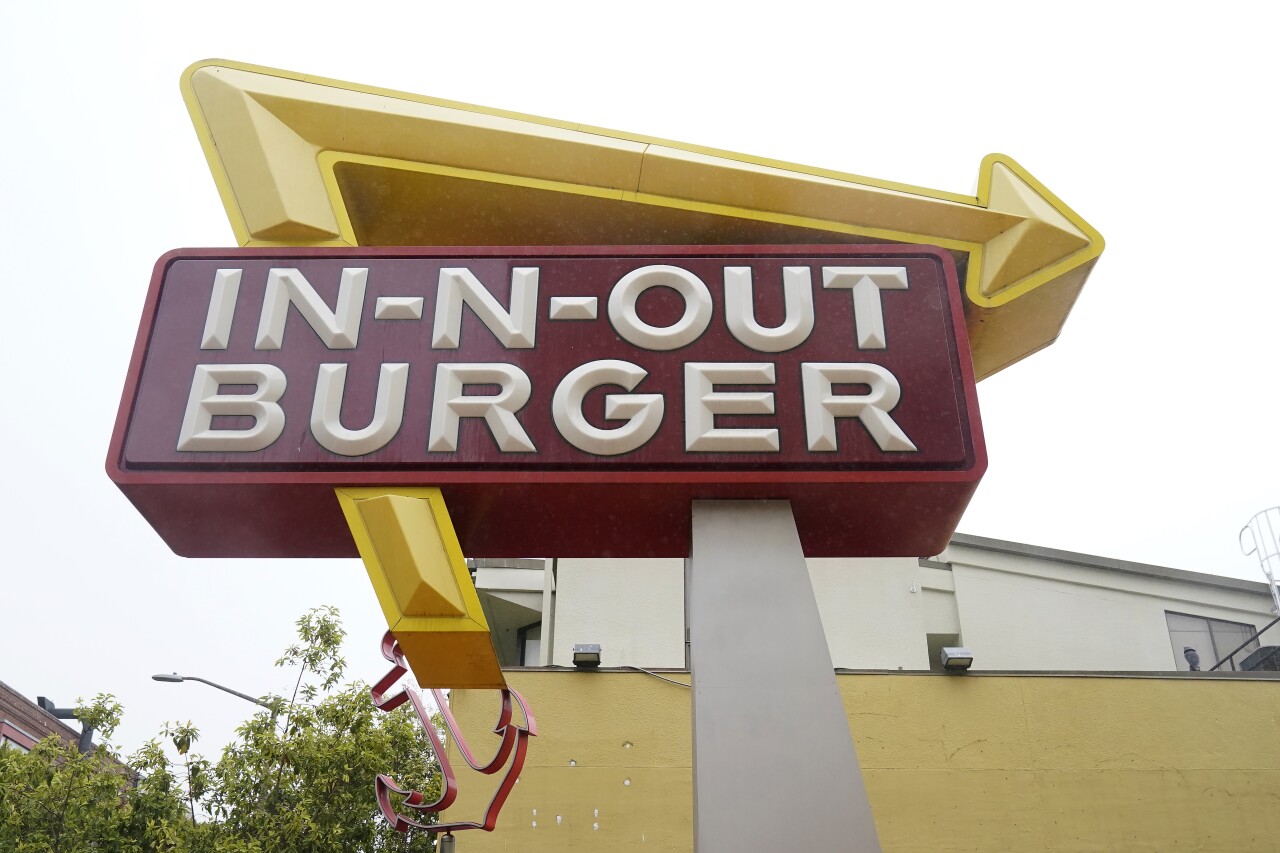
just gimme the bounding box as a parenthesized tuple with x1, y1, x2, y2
(3, 3, 1278, 757)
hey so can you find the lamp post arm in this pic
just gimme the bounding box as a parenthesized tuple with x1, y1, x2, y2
(184, 677, 272, 708)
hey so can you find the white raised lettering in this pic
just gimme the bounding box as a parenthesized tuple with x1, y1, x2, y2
(684, 363, 779, 452)
(552, 360, 664, 456)
(201, 269, 242, 349)
(801, 362, 916, 452)
(310, 363, 409, 456)
(176, 364, 286, 452)
(723, 266, 814, 353)
(432, 267, 539, 349)
(428, 363, 536, 453)
(255, 267, 366, 350)
(821, 267, 908, 349)
(608, 265, 712, 351)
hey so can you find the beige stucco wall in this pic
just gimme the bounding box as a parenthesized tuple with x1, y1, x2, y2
(443, 670, 1280, 852)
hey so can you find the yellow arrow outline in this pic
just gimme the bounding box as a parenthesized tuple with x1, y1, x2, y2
(181, 58, 1103, 378)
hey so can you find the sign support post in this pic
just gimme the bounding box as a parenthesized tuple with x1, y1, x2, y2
(688, 500, 882, 852)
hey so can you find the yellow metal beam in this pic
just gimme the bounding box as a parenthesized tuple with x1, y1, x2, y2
(182, 59, 1104, 379)
(336, 487, 504, 689)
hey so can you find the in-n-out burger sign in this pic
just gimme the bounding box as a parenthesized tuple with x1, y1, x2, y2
(108, 246, 985, 558)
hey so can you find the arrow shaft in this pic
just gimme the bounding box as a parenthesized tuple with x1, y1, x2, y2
(637, 144, 1021, 246)
(194, 65, 1021, 249)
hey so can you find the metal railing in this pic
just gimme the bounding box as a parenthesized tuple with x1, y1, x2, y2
(1208, 613, 1280, 672)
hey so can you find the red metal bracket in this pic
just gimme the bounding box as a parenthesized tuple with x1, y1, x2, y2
(370, 631, 536, 833)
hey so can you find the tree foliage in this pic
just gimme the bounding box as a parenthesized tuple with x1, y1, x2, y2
(0, 695, 188, 852)
(0, 607, 440, 852)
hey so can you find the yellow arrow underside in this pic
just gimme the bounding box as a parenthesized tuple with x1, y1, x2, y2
(182, 59, 1104, 380)
(336, 487, 505, 690)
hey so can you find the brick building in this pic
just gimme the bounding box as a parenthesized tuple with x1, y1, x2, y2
(0, 680, 90, 753)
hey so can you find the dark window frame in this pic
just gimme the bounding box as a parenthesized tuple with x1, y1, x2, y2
(516, 621, 542, 667)
(1165, 610, 1260, 672)
(0, 721, 37, 752)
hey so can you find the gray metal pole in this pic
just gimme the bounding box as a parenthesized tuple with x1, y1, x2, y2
(153, 673, 272, 708)
(688, 500, 882, 852)
(184, 676, 272, 708)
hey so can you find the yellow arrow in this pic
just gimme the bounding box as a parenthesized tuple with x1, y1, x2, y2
(336, 487, 505, 689)
(181, 59, 1103, 379)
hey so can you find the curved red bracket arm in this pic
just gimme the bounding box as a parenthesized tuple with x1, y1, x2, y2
(370, 631, 536, 833)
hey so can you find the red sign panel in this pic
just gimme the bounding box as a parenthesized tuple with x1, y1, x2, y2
(108, 246, 984, 558)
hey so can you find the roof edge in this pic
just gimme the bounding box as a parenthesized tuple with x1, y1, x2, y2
(948, 532, 1273, 596)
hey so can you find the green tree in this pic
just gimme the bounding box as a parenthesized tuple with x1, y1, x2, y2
(0, 695, 189, 852)
(185, 606, 440, 852)
(0, 607, 442, 852)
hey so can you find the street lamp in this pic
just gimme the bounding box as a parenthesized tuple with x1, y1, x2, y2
(152, 672, 272, 708)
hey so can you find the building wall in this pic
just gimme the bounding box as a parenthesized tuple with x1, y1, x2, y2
(548, 557, 941, 670)
(500, 541, 1278, 673)
(445, 671, 692, 850)
(0, 680, 83, 751)
(442, 670, 1280, 852)
(551, 558, 686, 668)
(944, 540, 1280, 671)
(809, 557, 930, 669)
(475, 565, 546, 666)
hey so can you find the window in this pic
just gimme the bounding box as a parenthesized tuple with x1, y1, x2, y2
(517, 622, 542, 667)
(0, 721, 35, 753)
(1165, 612, 1259, 672)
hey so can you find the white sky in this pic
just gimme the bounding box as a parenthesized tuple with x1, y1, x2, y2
(2, 2, 1278, 758)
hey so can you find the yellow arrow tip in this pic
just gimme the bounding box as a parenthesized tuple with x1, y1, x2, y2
(975, 155, 1100, 304)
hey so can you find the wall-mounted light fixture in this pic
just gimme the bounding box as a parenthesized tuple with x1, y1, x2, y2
(940, 647, 974, 672)
(572, 644, 602, 669)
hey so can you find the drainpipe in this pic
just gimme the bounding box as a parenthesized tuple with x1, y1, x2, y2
(36, 697, 94, 753)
